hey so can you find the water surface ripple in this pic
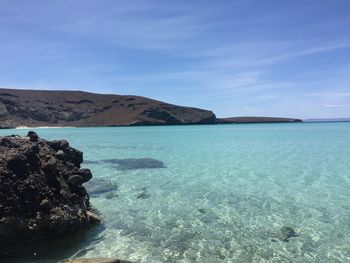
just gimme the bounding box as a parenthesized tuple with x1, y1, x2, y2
(2, 123, 350, 262)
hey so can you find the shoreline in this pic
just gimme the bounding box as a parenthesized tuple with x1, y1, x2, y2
(16, 126, 77, 129)
(12, 121, 305, 129)
(3, 121, 349, 130)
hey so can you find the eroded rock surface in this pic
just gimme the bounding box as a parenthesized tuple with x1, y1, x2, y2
(0, 132, 100, 255)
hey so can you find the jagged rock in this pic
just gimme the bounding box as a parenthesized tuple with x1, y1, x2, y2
(42, 156, 57, 173)
(56, 150, 66, 159)
(87, 210, 101, 225)
(77, 168, 93, 183)
(39, 199, 50, 213)
(65, 147, 83, 168)
(49, 139, 69, 151)
(25, 143, 39, 156)
(27, 131, 39, 142)
(0, 136, 20, 148)
(0, 133, 100, 257)
(67, 174, 84, 187)
(7, 153, 28, 175)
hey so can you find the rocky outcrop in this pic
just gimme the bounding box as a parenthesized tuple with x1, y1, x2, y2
(216, 116, 302, 124)
(0, 88, 216, 127)
(0, 132, 100, 256)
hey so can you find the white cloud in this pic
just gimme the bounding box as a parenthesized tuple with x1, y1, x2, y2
(323, 104, 350, 107)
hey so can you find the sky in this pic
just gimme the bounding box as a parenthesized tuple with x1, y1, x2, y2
(0, 0, 350, 118)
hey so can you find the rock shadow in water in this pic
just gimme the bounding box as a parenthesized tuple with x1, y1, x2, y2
(268, 226, 299, 242)
(84, 178, 118, 196)
(196, 208, 219, 224)
(83, 160, 101, 164)
(102, 158, 165, 171)
(136, 187, 151, 199)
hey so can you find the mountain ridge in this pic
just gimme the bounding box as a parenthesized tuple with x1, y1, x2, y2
(0, 88, 216, 127)
(217, 116, 302, 124)
(0, 88, 301, 127)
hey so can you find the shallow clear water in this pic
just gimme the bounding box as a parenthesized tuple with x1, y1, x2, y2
(2, 123, 350, 262)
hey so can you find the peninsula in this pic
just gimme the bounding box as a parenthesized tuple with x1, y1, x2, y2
(0, 88, 301, 127)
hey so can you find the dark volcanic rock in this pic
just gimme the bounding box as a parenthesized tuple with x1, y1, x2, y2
(27, 131, 39, 142)
(77, 168, 93, 183)
(48, 139, 70, 151)
(39, 198, 51, 213)
(42, 155, 57, 172)
(7, 153, 28, 176)
(0, 132, 100, 256)
(55, 149, 66, 159)
(67, 174, 84, 187)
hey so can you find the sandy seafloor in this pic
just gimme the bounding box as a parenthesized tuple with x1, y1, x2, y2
(1, 122, 350, 262)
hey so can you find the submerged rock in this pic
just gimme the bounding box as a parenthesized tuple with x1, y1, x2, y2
(83, 160, 101, 164)
(105, 192, 118, 199)
(136, 191, 151, 199)
(269, 226, 298, 242)
(0, 131, 99, 256)
(102, 158, 165, 170)
(63, 258, 131, 263)
(197, 208, 207, 214)
(279, 226, 298, 242)
(135, 186, 151, 199)
(85, 178, 118, 196)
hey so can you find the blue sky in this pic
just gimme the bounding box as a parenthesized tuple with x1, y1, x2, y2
(0, 0, 350, 118)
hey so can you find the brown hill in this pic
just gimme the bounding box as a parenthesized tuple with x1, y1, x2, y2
(0, 88, 216, 127)
(217, 116, 302, 124)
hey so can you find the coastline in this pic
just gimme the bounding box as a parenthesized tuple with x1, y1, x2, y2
(16, 126, 77, 129)
(11, 120, 304, 130)
(7, 121, 350, 131)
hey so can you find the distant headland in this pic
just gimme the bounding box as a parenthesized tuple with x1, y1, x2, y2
(0, 88, 301, 128)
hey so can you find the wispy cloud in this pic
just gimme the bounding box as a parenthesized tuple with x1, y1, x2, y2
(187, 40, 350, 72)
(323, 104, 350, 107)
(1, 0, 350, 118)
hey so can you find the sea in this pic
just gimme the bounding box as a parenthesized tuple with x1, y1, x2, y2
(1, 122, 350, 263)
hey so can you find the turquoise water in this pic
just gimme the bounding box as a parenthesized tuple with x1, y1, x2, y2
(2, 123, 350, 262)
